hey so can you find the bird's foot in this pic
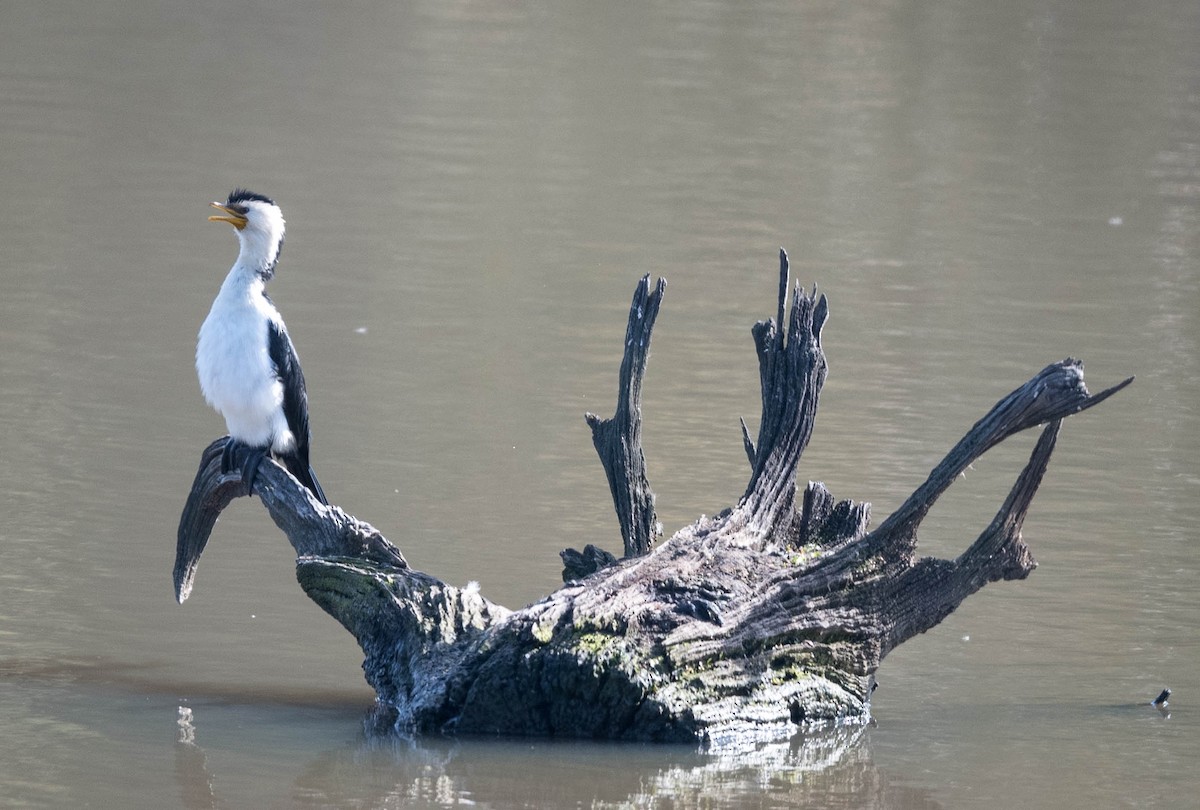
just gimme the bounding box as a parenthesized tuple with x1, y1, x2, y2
(240, 446, 269, 497)
(220, 437, 239, 475)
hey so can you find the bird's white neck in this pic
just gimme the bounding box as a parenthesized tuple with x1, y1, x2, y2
(229, 215, 285, 283)
(217, 260, 268, 301)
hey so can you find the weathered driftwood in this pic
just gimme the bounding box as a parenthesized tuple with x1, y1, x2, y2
(175, 250, 1131, 745)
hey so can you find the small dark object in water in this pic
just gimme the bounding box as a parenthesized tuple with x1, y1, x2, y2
(1151, 688, 1171, 707)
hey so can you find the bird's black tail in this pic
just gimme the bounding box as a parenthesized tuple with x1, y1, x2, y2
(283, 455, 328, 505)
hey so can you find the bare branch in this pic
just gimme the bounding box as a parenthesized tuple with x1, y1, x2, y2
(575, 274, 666, 564)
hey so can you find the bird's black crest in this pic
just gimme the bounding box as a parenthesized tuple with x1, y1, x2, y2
(227, 188, 276, 207)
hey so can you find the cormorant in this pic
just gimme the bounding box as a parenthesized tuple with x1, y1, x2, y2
(196, 188, 327, 504)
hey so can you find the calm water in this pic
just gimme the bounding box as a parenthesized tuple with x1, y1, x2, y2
(1, 1, 1197, 807)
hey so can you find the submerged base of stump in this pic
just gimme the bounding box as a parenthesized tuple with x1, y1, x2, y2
(175, 250, 1131, 745)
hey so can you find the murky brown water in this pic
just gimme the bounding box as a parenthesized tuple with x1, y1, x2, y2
(1, 1, 1197, 807)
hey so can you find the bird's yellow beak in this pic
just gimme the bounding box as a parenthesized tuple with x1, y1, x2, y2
(208, 202, 248, 230)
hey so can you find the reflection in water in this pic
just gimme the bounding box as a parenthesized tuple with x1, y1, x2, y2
(161, 690, 1179, 808)
(174, 707, 217, 810)
(168, 693, 939, 808)
(287, 721, 942, 809)
(616, 725, 940, 810)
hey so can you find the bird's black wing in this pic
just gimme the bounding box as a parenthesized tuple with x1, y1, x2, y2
(267, 318, 328, 504)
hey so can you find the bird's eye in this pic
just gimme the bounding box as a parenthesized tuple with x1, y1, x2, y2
(230, 204, 250, 216)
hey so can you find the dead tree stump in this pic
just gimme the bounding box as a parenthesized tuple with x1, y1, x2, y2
(176, 250, 1131, 745)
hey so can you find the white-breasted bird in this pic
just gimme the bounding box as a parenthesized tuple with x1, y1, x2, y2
(196, 188, 327, 504)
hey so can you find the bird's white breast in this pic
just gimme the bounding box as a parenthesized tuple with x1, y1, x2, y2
(196, 277, 292, 450)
